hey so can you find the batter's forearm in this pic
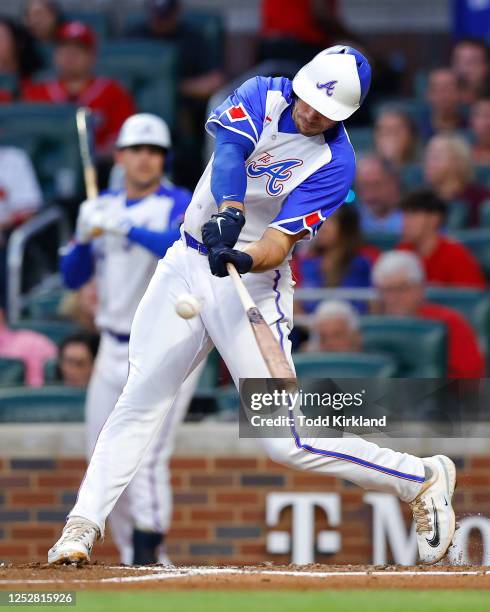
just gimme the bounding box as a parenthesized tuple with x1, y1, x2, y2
(243, 228, 308, 272)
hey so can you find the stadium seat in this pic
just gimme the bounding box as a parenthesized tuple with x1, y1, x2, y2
(363, 232, 399, 251)
(0, 104, 83, 201)
(476, 166, 490, 188)
(197, 349, 220, 391)
(24, 289, 64, 319)
(446, 200, 469, 230)
(11, 319, 81, 345)
(480, 199, 490, 227)
(0, 358, 25, 386)
(293, 352, 397, 378)
(43, 358, 59, 384)
(401, 163, 424, 190)
(0, 73, 18, 97)
(360, 316, 447, 377)
(0, 386, 85, 422)
(426, 287, 490, 356)
(64, 10, 110, 39)
(450, 228, 490, 279)
(97, 42, 177, 125)
(346, 127, 373, 153)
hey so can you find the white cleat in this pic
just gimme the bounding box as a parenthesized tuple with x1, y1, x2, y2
(48, 517, 100, 565)
(410, 455, 456, 565)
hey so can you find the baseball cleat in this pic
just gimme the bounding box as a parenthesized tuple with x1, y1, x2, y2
(410, 454, 456, 565)
(48, 517, 100, 565)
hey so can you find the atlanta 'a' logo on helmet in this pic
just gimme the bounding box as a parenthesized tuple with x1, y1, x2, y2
(316, 80, 338, 96)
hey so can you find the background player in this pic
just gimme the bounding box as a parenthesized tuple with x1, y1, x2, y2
(49, 46, 456, 567)
(59, 113, 200, 565)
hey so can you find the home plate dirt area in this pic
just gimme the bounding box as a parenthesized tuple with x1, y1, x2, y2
(1, 563, 490, 590)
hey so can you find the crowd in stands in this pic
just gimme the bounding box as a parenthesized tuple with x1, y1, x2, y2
(0, 0, 489, 399)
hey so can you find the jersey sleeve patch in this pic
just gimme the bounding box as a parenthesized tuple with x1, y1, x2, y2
(269, 209, 326, 239)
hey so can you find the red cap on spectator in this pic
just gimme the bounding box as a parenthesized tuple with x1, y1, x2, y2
(57, 21, 97, 50)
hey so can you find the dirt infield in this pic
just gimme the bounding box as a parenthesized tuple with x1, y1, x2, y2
(0, 563, 490, 590)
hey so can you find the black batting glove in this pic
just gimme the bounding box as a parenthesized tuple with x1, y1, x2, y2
(208, 245, 254, 278)
(201, 206, 245, 250)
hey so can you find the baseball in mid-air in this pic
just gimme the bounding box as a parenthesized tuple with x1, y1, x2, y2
(175, 293, 202, 319)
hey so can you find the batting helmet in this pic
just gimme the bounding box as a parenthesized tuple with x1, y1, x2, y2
(116, 113, 172, 150)
(292, 45, 372, 121)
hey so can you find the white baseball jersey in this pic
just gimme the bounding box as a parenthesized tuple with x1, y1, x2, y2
(72, 184, 188, 334)
(184, 76, 356, 246)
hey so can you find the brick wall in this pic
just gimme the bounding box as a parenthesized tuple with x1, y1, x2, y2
(1, 454, 490, 565)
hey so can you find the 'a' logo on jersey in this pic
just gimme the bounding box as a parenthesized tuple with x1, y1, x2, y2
(246, 158, 303, 196)
(316, 80, 338, 96)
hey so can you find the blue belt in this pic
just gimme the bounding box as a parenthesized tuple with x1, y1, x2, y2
(184, 231, 208, 255)
(105, 329, 130, 343)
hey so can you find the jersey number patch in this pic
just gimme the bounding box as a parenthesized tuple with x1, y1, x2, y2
(246, 158, 303, 196)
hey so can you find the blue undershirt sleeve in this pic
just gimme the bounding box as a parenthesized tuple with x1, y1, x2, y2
(59, 243, 94, 290)
(127, 226, 181, 258)
(211, 125, 253, 207)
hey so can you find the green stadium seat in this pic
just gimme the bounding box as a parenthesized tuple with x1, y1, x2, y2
(347, 127, 373, 153)
(293, 352, 397, 378)
(0, 386, 85, 422)
(12, 319, 81, 345)
(426, 287, 490, 356)
(401, 163, 424, 190)
(0, 358, 25, 386)
(450, 228, 490, 279)
(0, 104, 83, 201)
(446, 200, 469, 230)
(480, 199, 490, 227)
(363, 232, 399, 251)
(64, 10, 110, 39)
(0, 73, 18, 96)
(197, 349, 220, 391)
(97, 42, 178, 125)
(24, 289, 64, 319)
(182, 11, 224, 68)
(360, 316, 447, 377)
(43, 358, 60, 384)
(476, 166, 490, 188)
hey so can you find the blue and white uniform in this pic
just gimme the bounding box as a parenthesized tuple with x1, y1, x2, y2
(69, 74, 425, 538)
(61, 183, 203, 564)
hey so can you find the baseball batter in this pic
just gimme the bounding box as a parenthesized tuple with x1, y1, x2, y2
(59, 113, 201, 565)
(50, 46, 456, 566)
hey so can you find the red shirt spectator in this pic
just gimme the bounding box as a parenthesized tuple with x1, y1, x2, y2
(22, 21, 136, 153)
(418, 302, 485, 378)
(24, 77, 136, 151)
(398, 235, 486, 289)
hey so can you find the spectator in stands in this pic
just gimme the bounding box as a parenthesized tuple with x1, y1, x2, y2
(126, 0, 224, 187)
(373, 250, 485, 378)
(398, 189, 486, 288)
(23, 22, 136, 156)
(423, 133, 490, 226)
(0, 16, 44, 97)
(0, 146, 43, 307)
(127, 0, 224, 101)
(451, 38, 490, 105)
(258, 0, 361, 65)
(355, 155, 403, 234)
(58, 332, 99, 387)
(24, 0, 63, 45)
(470, 97, 490, 165)
(307, 300, 362, 353)
(374, 108, 419, 169)
(297, 205, 372, 313)
(0, 307, 57, 386)
(421, 68, 466, 140)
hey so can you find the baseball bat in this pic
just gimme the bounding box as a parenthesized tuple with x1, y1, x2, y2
(76, 107, 99, 200)
(226, 262, 296, 379)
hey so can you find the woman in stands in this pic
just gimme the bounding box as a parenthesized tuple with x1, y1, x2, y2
(374, 107, 419, 170)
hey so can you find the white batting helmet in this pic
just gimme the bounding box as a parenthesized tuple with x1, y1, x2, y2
(116, 113, 172, 150)
(292, 45, 372, 121)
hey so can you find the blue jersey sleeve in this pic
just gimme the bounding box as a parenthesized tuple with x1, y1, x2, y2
(269, 141, 356, 240)
(167, 186, 192, 229)
(206, 76, 275, 147)
(59, 242, 94, 290)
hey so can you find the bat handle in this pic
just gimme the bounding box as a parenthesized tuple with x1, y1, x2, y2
(226, 263, 256, 311)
